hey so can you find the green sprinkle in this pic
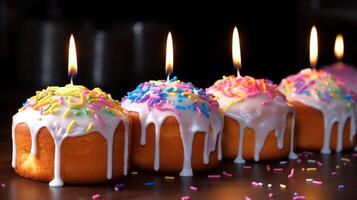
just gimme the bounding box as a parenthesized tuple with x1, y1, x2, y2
(70, 106, 80, 110)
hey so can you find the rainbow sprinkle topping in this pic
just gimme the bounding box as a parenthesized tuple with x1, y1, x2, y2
(122, 76, 220, 118)
(279, 69, 354, 110)
(207, 75, 285, 109)
(20, 84, 127, 129)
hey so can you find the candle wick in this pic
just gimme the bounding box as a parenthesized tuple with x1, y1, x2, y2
(237, 69, 241, 78)
(166, 73, 171, 82)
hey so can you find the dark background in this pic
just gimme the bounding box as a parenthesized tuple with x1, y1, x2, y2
(0, 0, 357, 118)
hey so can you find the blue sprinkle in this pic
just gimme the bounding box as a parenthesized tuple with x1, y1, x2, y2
(200, 103, 210, 118)
(115, 183, 124, 189)
(338, 184, 344, 190)
(144, 181, 155, 187)
(175, 105, 186, 110)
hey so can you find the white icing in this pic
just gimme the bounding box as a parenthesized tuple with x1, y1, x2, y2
(206, 88, 297, 163)
(12, 106, 129, 187)
(121, 101, 223, 176)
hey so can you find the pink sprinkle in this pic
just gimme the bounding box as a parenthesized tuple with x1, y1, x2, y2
(92, 194, 100, 199)
(40, 107, 44, 115)
(274, 168, 284, 172)
(114, 187, 119, 191)
(245, 196, 251, 200)
(243, 165, 252, 169)
(296, 159, 302, 164)
(89, 103, 101, 111)
(288, 168, 295, 178)
(317, 161, 323, 167)
(94, 113, 105, 126)
(181, 196, 190, 200)
(99, 96, 114, 108)
(190, 186, 198, 191)
(222, 171, 233, 177)
(268, 193, 274, 198)
(1, 183, 5, 187)
(59, 96, 65, 105)
(155, 106, 181, 116)
(266, 165, 271, 171)
(293, 196, 306, 200)
(251, 181, 259, 186)
(352, 153, 357, 157)
(312, 180, 322, 185)
(331, 171, 337, 176)
(208, 175, 221, 179)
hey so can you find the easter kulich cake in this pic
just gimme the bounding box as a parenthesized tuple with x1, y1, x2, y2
(121, 77, 223, 176)
(12, 84, 130, 186)
(279, 68, 356, 153)
(207, 75, 297, 163)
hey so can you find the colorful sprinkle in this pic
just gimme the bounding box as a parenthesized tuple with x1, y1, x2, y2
(190, 186, 198, 191)
(208, 175, 221, 179)
(144, 181, 155, 187)
(306, 168, 317, 171)
(122, 77, 219, 118)
(222, 171, 233, 177)
(66, 120, 76, 134)
(92, 194, 100, 199)
(293, 196, 306, 200)
(312, 180, 323, 185)
(181, 196, 190, 200)
(288, 168, 295, 178)
(279, 68, 354, 109)
(280, 184, 287, 189)
(207, 75, 285, 109)
(164, 176, 175, 180)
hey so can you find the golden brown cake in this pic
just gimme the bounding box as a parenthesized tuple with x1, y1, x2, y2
(12, 84, 130, 186)
(207, 75, 297, 163)
(121, 77, 223, 176)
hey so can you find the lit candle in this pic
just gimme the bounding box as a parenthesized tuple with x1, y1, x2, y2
(165, 32, 173, 81)
(232, 26, 241, 77)
(68, 34, 78, 84)
(207, 26, 297, 164)
(309, 26, 318, 69)
(121, 31, 223, 176)
(11, 34, 130, 187)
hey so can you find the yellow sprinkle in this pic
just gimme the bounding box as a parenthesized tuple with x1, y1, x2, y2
(336, 165, 340, 169)
(306, 168, 317, 171)
(68, 92, 84, 106)
(50, 108, 59, 114)
(280, 184, 287, 189)
(341, 158, 350, 162)
(131, 171, 138, 175)
(86, 108, 94, 114)
(86, 123, 93, 132)
(164, 176, 175, 180)
(66, 120, 76, 134)
(63, 108, 72, 118)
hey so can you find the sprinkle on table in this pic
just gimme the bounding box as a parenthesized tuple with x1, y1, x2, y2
(190, 186, 198, 191)
(92, 193, 100, 199)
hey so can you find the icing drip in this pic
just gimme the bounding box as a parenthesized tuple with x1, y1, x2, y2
(121, 77, 223, 176)
(12, 84, 129, 187)
(207, 75, 297, 163)
(279, 68, 356, 153)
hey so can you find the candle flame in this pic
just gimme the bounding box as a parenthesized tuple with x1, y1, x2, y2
(309, 26, 318, 69)
(68, 34, 77, 84)
(165, 32, 173, 81)
(232, 26, 241, 76)
(334, 34, 344, 61)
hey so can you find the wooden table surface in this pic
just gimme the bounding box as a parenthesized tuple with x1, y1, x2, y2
(1, 122, 357, 200)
